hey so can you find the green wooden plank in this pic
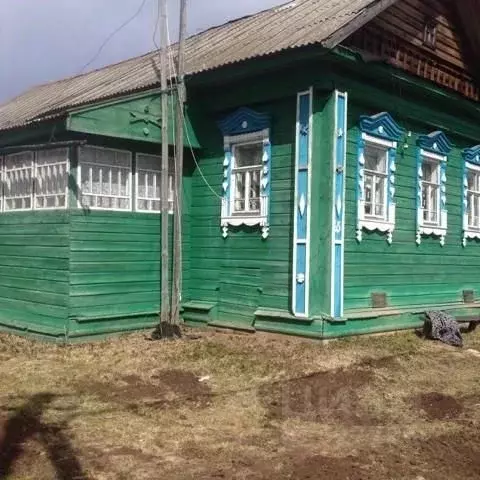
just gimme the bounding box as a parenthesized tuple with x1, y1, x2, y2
(71, 281, 160, 296)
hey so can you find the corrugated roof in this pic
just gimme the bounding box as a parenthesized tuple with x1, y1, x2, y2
(0, 0, 395, 132)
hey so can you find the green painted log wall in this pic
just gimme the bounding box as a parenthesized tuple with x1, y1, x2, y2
(0, 211, 70, 336)
(343, 93, 480, 314)
(69, 211, 164, 321)
(309, 93, 336, 317)
(186, 94, 299, 327)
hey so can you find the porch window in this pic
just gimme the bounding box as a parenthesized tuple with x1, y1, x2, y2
(35, 148, 68, 209)
(416, 131, 450, 246)
(79, 146, 131, 211)
(4, 152, 34, 211)
(231, 142, 262, 215)
(136, 153, 174, 213)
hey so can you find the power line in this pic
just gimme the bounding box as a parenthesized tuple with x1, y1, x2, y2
(80, 0, 149, 74)
(165, 16, 222, 201)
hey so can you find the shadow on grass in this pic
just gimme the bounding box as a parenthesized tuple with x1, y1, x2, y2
(0, 393, 88, 479)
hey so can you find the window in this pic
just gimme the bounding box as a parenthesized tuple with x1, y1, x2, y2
(79, 146, 131, 211)
(421, 157, 441, 226)
(35, 148, 68, 209)
(357, 112, 402, 244)
(357, 133, 398, 244)
(231, 142, 262, 215)
(363, 143, 388, 221)
(416, 131, 451, 246)
(467, 166, 480, 230)
(220, 130, 271, 238)
(4, 152, 33, 211)
(423, 20, 437, 49)
(136, 153, 174, 213)
(462, 146, 480, 246)
(218, 106, 271, 239)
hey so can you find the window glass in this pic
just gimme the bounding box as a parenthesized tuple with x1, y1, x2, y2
(232, 142, 263, 215)
(421, 158, 440, 225)
(79, 146, 131, 210)
(363, 143, 388, 220)
(35, 148, 68, 209)
(467, 168, 480, 229)
(235, 144, 263, 168)
(4, 152, 33, 211)
(136, 154, 174, 213)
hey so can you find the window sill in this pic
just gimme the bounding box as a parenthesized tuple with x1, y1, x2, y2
(356, 218, 395, 244)
(221, 215, 269, 239)
(417, 225, 447, 246)
(463, 229, 480, 246)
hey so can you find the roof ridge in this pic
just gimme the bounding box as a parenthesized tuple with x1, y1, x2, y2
(0, 0, 394, 132)
(2, 0, 296, 103)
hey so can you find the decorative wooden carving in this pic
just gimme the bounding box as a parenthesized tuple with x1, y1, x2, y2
(344, 0, 479, 101)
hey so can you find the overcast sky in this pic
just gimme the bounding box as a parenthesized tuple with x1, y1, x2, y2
(0, 0, 285, 104)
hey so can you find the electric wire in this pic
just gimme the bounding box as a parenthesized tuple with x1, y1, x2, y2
(164, 5, 222, 201)
(81, 0, 149, 74)
(44, 0, 151, 142)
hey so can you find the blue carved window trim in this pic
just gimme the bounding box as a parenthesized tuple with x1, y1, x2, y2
(356, 112, 403, 244)
(462, 145, 480, 246)
(218, 107, 271, 239)
(416, 131, 451, 246)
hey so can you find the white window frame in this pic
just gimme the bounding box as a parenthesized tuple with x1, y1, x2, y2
(421, 155, 441, 227)
(3, 151, 34, 212)
(221, 128, 271, 238)
(34, 148, 70, 210)
(362, 139, 389, 222)
(230, 140, 263, 217)
(416, 149, 447, 245)
(466, 164, 480, 231)
(357, 133, 396, 243)
(1, 150, 70, 213)
(135, 153, 174, 215)
(78, 145, 132, 212)
(463, 162, 480, 245)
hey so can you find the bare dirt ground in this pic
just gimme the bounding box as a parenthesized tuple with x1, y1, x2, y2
(0, 327, 479, 479)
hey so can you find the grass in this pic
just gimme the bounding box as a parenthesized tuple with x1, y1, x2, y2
(0, 327, 479, 479)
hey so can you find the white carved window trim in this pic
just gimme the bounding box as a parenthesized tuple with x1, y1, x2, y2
(78, 145, 132, 211)
(416, 149, 447, 245)
(357, 133, 397, 244)
(135, 153, 174, 214)
(463, 162, 480, 245)
(221, 128, 271, 238)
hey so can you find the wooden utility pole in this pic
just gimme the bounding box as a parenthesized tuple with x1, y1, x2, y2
(160, 0, 170, 326)
(171, 0, 188, 324)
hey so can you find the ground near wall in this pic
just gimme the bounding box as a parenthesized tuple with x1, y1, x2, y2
(0, 328, 479, 480)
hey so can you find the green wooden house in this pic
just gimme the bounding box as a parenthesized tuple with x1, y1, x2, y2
(2, 0, 480, 341)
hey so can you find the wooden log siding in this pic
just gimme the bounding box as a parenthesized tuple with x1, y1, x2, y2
(0, 211, 70, 336)
(185, 95, 298, 326)
(343, 99, 480, 313)
(344, 0, 479, 101)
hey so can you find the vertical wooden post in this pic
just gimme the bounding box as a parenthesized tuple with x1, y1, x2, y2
(171, 0, 187, 324)
(160, 0, 170, 325)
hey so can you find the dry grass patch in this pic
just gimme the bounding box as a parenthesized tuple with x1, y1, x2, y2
(0, 327, 479, 479)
